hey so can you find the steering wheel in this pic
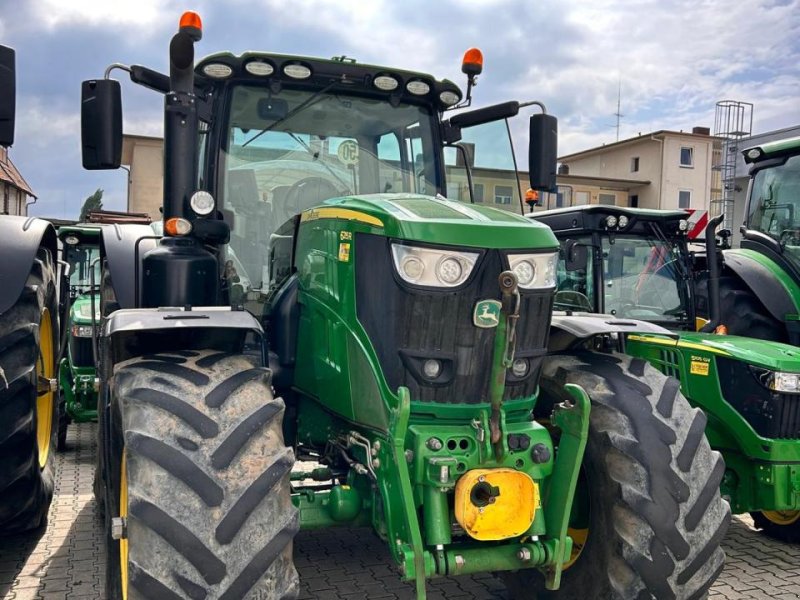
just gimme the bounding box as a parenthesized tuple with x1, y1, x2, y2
(282, 177, 346, 222)
(554, 290, 593, 311)
(780, 229, 800, 246)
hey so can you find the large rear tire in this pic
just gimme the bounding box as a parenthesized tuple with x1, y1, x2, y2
(104, 350, 299, 600)
(0, 247, 59, 534)
(695, 273, 786, 342)
(504, 352, 730, 599)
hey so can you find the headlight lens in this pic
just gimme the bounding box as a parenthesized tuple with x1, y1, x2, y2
(391, 244, 478, 288)
(769, 371, 800, 394)
(507, 253, 558, 289)
(71, 324, 95, 338)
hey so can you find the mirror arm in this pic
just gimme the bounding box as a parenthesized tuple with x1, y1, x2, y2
(104, 63, 131, 80)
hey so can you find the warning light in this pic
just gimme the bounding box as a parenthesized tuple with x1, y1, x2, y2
(179, 11, 202, 40)
(462, 48, 483, 76)
(524, 189, 541, 211)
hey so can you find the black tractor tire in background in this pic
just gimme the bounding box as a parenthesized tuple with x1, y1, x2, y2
(504, 351, 730, 600)
(750, 511, 800, 543)
(56, 388, 70, 451)
(104, 350, 299, 600)
(694, 272, 786, 342)
(0, 247, 59, 534)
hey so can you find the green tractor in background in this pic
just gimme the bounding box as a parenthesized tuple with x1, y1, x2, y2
(57, 224, 102, 450)
(709, 136, 800, 345)
(0, 45, 60, 534)
(530, 205, 800, 542)
(56, 211, 152, 451)
(80, 12, 727, 599)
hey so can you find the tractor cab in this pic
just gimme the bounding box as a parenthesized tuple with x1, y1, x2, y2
(530, 205, 696, 330)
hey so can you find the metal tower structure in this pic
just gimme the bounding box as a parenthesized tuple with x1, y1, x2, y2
(712, 100, 753, 231)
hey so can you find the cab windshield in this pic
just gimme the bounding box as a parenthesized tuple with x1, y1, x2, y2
(747, 154, 800, 269)
(554, 234, 688, 323)
(220, 84, 440, 294)
(65, 244, 101, 293)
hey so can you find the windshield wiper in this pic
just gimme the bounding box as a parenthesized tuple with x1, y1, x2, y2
(243, 80, 338, 148)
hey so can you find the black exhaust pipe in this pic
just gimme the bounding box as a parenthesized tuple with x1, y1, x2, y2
(700, 214, 725, 333)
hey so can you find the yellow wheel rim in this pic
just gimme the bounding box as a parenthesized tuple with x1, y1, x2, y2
(762, 510, 800, 526)
(564, 527, 588, 570)
(120, 452, 129, 600)
(36, 308, 54, 469)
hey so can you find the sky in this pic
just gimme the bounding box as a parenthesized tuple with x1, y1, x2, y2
(1, 0, 798, 220)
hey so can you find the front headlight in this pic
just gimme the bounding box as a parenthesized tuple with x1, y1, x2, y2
(507, 252, 558, 289)
(71, 324, 95, 338)
(768, 371, 800, 394)
(391, 244, 479, 288)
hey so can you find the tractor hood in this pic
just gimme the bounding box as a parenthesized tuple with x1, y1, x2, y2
(70, 294, 100, 325)
(677, 331, 800, 372)
(302, 194, 558, 250)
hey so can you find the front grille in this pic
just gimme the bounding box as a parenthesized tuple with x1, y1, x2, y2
(69, 336, 94, 368)
(717, 357, 800, 439)
(355, 234, 553, 404)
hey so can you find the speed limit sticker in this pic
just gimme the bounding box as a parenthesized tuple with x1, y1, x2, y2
(337, 140, 359, 165)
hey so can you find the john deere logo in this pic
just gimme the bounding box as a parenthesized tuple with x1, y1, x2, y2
(473, 300, 501, 328)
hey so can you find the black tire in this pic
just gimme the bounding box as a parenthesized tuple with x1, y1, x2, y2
(694, 273, 786, 342)
(0, 246, 59, 534)
(56, 386, 69, 451)
(504, 352, 730, 600)
(750, 511, 800, 543)
(105, 350, 299, 600)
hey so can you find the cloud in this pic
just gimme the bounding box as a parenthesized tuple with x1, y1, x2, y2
(3, 0, 799, 219)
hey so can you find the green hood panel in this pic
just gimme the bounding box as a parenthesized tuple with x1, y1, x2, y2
(70, 295, 100, 325)
(678, 331, 800, 371)
(310, 194, 559, 250)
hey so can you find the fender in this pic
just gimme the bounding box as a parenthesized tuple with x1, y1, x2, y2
(0, 216, 57, 315)
(722, 248, 800, 323)
(99, 223, 158, 309)
(549, 312, 676, 352)
(104, 306, 264, 366)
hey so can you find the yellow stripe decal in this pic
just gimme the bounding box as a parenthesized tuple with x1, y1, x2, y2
(627, 334, 731, 356)
(301, 207, 384, 228)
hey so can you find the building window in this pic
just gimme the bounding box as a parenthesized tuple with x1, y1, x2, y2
(680, 147, 694, 167)
(679, 190, 691, 209)
(599, 193, 616, 206)
(629, 194, 639, 208)
(474, 183, 484, 203)
(574, 191, 590, 206)
(631, 157, 639, 172)
(494, 185, 513, 205)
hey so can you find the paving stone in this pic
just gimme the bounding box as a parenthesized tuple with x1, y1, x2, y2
(1, 422, 799, 599)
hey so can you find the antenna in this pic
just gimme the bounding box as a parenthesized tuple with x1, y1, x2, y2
(613, 78, 624, 142)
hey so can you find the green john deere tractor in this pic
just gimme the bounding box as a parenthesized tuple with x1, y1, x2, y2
(706, 135, 800, 346)
(0, 45, 60, 534)
(56, 224, 102, 450)
(531, 204, 800, 542)
(80, 12, 727, 598)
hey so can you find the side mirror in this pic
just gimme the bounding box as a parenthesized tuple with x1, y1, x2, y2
(0, 45, 16, 147)
(563, 239, 588, 272)
(529, 113, 558, 192)
(81, 79, 122, 170)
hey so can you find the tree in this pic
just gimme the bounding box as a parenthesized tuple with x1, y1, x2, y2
(79, 188, 103, 222)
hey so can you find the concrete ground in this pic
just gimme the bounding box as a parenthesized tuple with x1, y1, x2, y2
(1, 423, 798, 600)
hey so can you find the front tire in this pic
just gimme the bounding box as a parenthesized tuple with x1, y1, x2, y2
(105, 350, 299, 600)
(504, 352, 730, 599)
(0, 247, 59, 534)
(751, 510, 800, 543)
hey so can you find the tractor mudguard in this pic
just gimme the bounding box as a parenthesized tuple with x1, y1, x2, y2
(549, 312, 675, 351)
(103, 306, 264, 365)
(99, 223, 158, 309)
(722, 249, 800, 323)
(0, 216, 57, 315)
